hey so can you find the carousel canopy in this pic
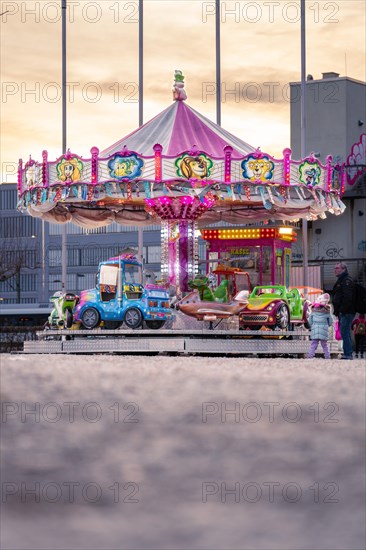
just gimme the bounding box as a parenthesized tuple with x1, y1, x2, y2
(17, 72, 346, 228)
(102, 100, 255, 158)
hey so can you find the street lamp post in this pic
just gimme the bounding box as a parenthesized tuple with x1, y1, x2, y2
(215, 0, 221, 126)
(61, 0, 67, 292)
(137, 0, 144, 266)
(301, 0, 309, 297)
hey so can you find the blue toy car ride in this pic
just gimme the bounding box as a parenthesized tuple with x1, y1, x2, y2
(73, 254, 172, 329)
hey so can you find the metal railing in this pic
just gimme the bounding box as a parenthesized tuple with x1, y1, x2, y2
(292, 258, 366, 291)
(1, 326, 40, 352)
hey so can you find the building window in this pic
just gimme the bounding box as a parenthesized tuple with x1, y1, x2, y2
(68, 248, 81, 267)
(49, 224, 72, 236)
(145, 246, 161, 264)
(49, 223, 162, 235)
(78, 246, 126, 266)
(0, 273, 37, 292)
(198, 240, 206, 260)
(0, 278, 15, 293)
(0, 216, 39, 238)
(80, 248, 103, 266)
(1, 249, 37, 269)
(21, 274, 37, 292)
(0, 189, 17, 210)
(48, 248, 61, 267)
(49, 273, 95, 293)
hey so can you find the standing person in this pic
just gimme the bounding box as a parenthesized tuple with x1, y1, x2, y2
(351, 314, 366, 359)
(307, 293, 333, 359)
(332, 262, 356, 360)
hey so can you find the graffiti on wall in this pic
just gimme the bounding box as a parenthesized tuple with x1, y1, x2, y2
(346, 133, 366, 187)
(323, 242, 344, 259)
(310, 239, 344, 260)
(288, 237, 364, 261)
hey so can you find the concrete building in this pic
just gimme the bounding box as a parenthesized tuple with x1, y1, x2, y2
(290, 73, 366, 280)
(290, 72, 366, 170)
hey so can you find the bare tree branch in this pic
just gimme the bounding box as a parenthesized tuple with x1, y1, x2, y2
(0, 240, 40, 302)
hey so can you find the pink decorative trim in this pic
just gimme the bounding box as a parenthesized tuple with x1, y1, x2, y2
(187, 145, 201, 157)
(326, 155, 333, 192)
(224, 145, 233, 183)
(18, 145, 341, 194)
(53, 150, 84, 163)
(283, 148, 291, 186)
(17, 159, 23, 194)
(153, 143, 163, 182)
(91, 146, 99, 184)
(341, 169, 347, 197)
(178, 220, 189, 291)
(307, 152, 317, 164)
(144, 196, 215, 220)
(252, 147, 265, 159)
(42, 150, 48, 187)
(24, 155, 34, 169)
(117, 145, 133, 157)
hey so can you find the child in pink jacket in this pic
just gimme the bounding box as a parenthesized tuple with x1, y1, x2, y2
(351, 314, 365, 359)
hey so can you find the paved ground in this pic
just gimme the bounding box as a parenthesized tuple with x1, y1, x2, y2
(1, 354, 365, 550)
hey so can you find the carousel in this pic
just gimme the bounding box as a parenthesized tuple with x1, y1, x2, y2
(18, 71, 346, 295)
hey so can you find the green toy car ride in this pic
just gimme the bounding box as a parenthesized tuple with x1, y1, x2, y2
(239, 285, 311, 330)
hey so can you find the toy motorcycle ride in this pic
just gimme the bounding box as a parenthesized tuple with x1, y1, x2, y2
(46, 291, 79, 329)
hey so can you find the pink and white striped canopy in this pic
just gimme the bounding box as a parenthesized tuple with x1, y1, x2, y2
(102, 100, 255, 158)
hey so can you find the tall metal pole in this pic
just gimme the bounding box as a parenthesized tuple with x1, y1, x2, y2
(41, 220, 46, 302)
(215, 0, 221, 126)
(301, 0, 309, 294)
(137, 0, 144, 265)
(61, 0, 67, 291)
(139, 0, 143, 127)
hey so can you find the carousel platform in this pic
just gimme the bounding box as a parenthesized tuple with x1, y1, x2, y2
(22, 326, 341, 357)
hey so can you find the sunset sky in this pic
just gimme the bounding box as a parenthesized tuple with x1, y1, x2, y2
(1, 0, 365, 182)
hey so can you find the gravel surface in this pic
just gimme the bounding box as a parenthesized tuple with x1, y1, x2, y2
(1, 354, 365, 550)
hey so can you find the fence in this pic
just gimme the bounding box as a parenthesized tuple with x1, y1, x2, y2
(291, 258, 366, 292)
(0, 326, 40, 353)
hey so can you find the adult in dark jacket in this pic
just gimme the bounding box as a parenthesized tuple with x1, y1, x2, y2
(332, 262, 355, 359)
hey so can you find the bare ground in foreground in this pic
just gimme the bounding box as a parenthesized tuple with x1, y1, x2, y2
(1, 354, 365, 550)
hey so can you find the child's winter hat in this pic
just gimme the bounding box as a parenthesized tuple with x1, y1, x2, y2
(317, 293, 330, 305)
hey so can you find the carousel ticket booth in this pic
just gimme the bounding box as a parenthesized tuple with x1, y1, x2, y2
(200, 226, 297, 289)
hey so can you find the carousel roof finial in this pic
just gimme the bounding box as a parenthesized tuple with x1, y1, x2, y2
(173, 70, 187, 102)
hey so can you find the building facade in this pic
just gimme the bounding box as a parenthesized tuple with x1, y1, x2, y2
(290, 72, 366, 278)
(290, 73, 366, 169)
